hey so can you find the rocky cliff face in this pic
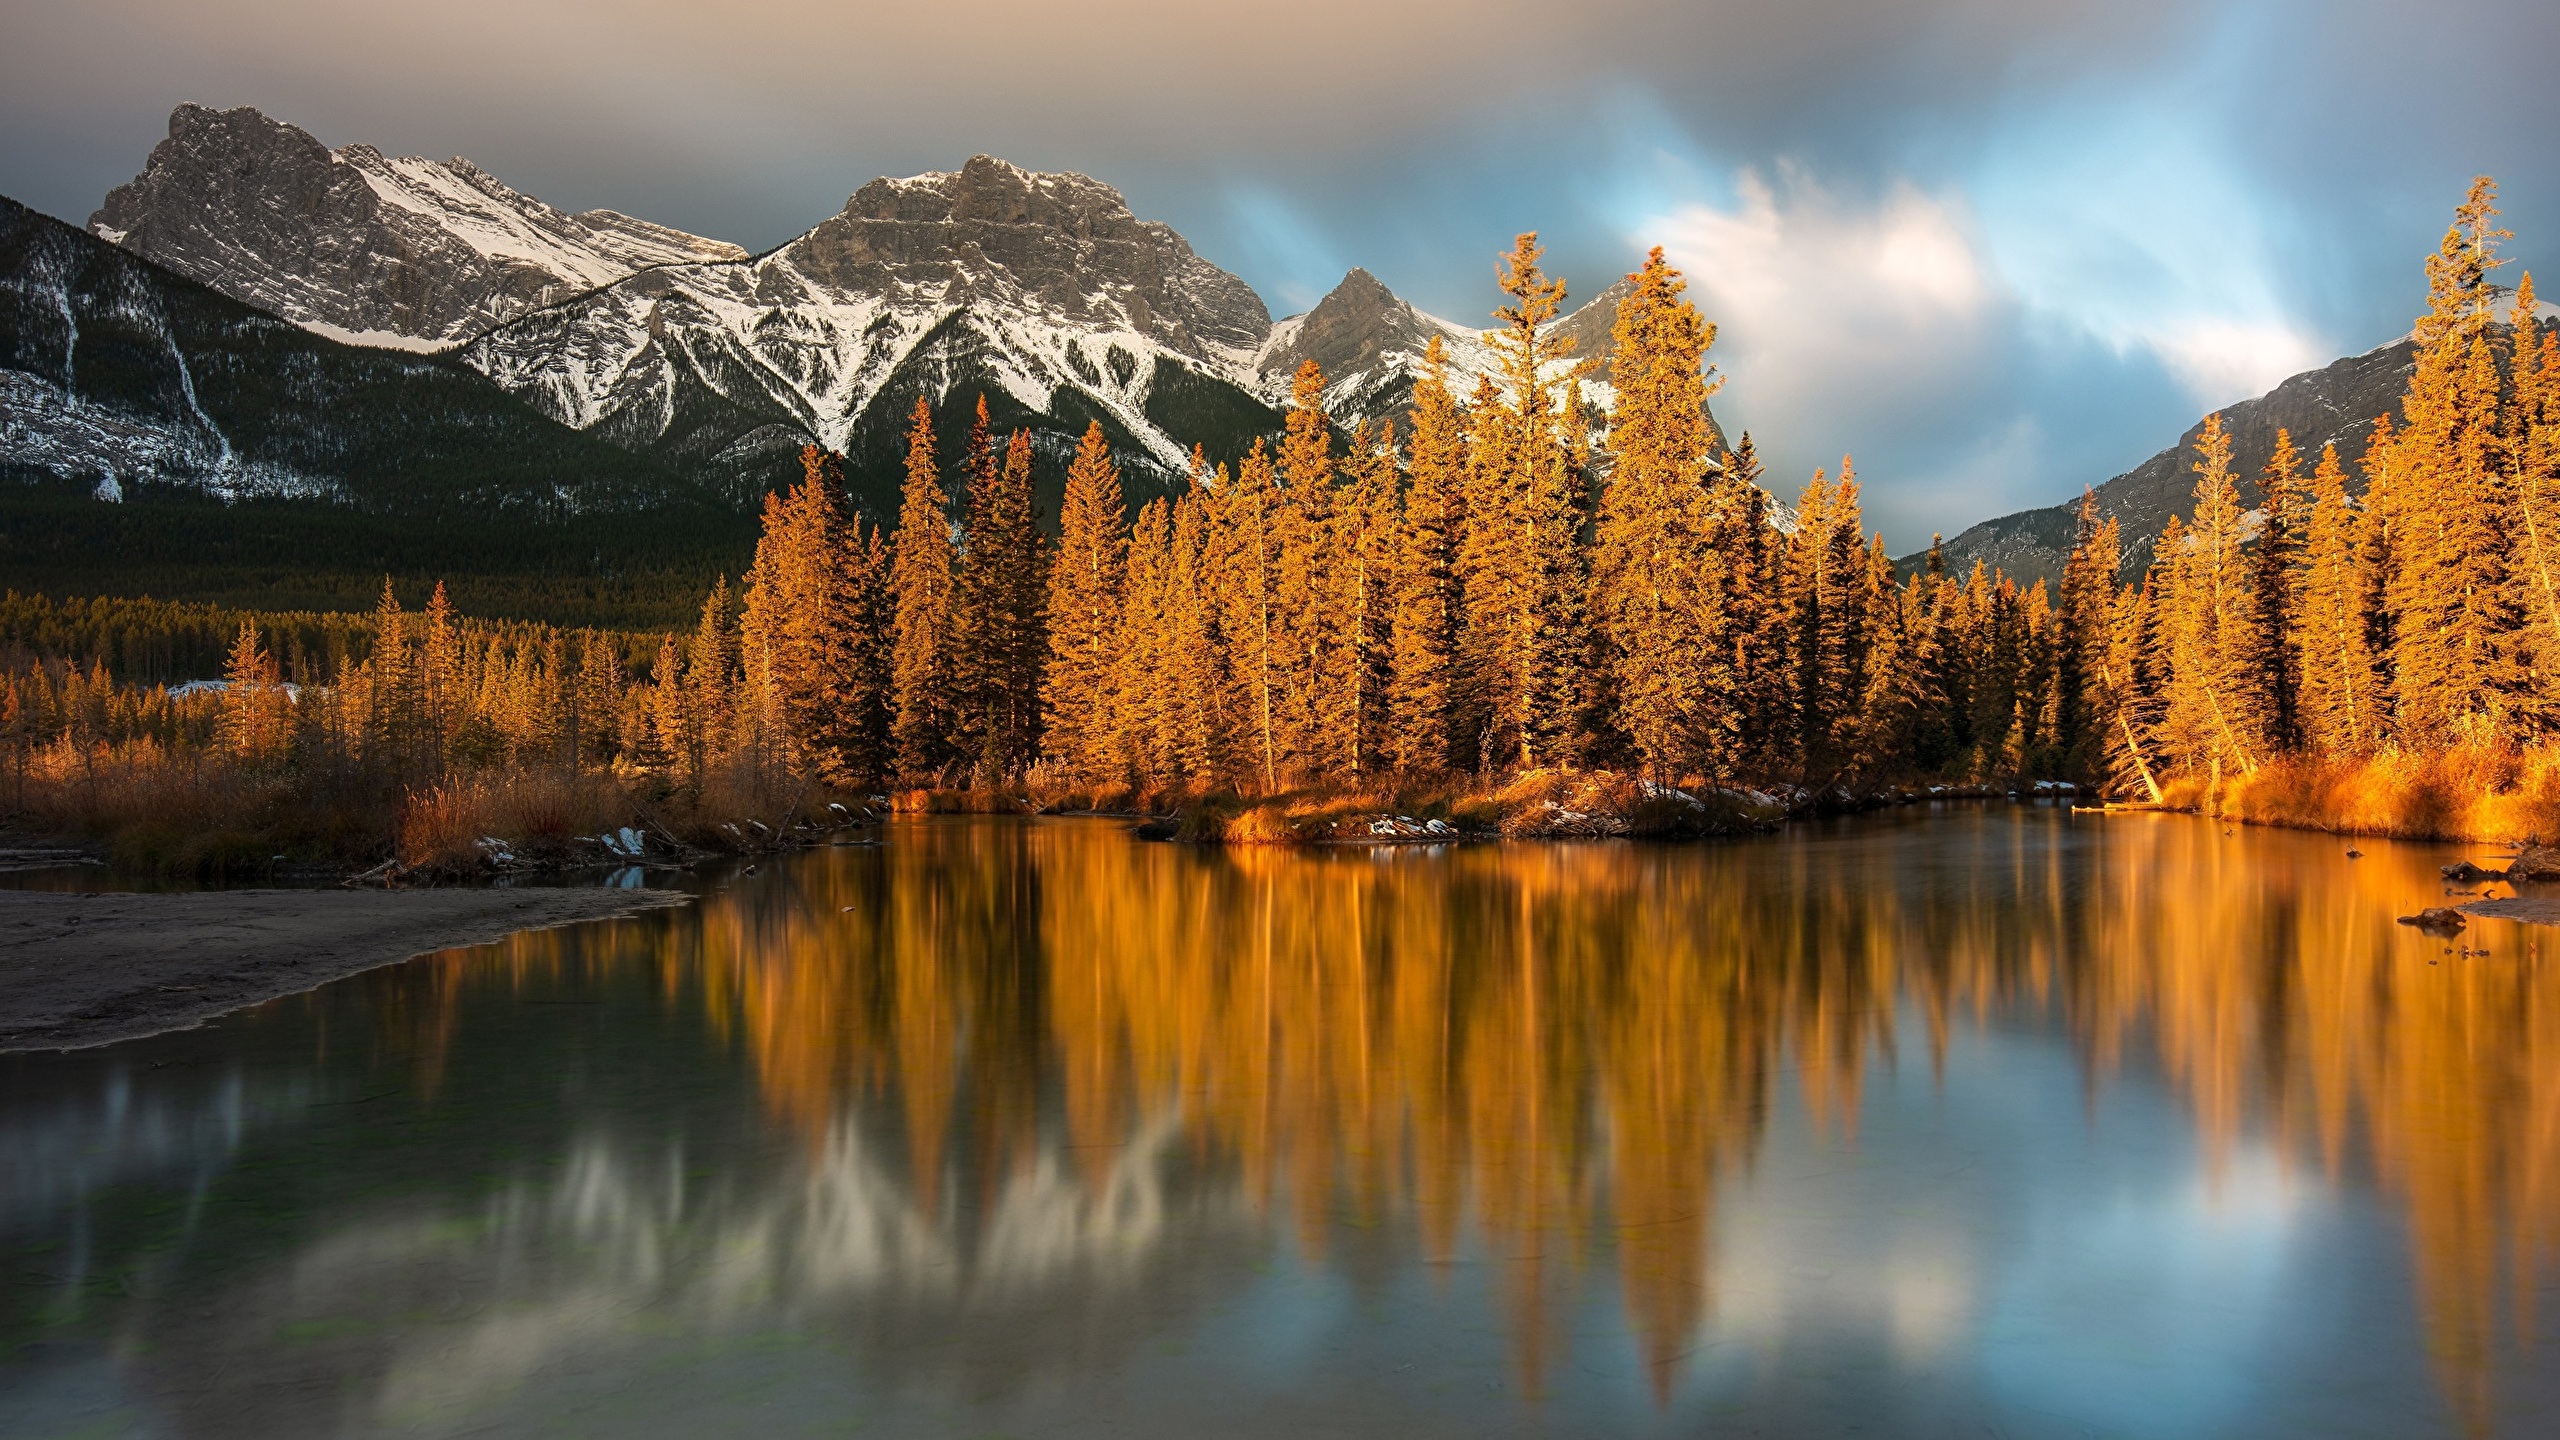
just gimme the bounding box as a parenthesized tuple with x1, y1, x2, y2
(459, 156, 1295, 515)
(794, 157, 1271, 362)
(3, 193, 712, 516)
(90, 104, 744, 348)
(1255, 268, 1491, 429)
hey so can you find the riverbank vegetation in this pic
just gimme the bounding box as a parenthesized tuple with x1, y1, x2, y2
(2105, 178, 2560, 841)
(5, 179, 2552, 864)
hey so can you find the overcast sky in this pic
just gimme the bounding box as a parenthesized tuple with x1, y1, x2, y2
(5, 0, 2555, 548)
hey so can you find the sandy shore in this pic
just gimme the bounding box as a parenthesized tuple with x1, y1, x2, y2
(0, 885, 692, 1053)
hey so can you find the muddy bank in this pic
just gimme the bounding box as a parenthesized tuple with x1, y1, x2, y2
(0, 886, 691, 1053)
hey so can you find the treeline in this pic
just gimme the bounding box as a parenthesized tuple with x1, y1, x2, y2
(1, 591, 374, 684)
(18, 180, 2542, 823)
(2101, 178, 2560, 800)
(702, 236, 2103, 796)
(1, 587, 663, 781)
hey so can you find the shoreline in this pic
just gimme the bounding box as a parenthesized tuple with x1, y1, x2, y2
(0, 885, 693, 1054)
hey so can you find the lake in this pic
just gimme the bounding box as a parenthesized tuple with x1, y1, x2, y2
(6, 808, 2558, 1438)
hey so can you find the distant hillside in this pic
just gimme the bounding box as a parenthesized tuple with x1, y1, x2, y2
(1913, 340, 2420, 587)
(0, 194, 755, 628)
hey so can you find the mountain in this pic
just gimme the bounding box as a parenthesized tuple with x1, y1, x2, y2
(1254, 267, 1494, 427)
(1, 194, 753, 624)
(459, 154, 1295, 516)
(1920, 293, 2560, 588)
(1920, 342, 2415, 587)
(1254, 269, 1720, 447)
(84, 106, 1718, 526)
(90, 104, 746, 350)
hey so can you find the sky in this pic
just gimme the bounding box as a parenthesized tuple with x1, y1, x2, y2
(4, 0, 2556, 549)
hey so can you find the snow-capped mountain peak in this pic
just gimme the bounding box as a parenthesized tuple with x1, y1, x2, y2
(457, 155, 1289, 508)
(90, 104, 745, 349)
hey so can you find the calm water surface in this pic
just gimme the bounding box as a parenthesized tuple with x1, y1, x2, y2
(6, 808, 2559, 1438)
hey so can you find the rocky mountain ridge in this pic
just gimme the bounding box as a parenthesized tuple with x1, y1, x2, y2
(83, 107, 1668, 517)
(1, 192, 752, 613)
(457, 153, 1299, 510)
(1918, 291, 2560, 587)
(90, 104, 745, 349)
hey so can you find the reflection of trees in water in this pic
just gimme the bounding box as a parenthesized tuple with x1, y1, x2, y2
(2053, 816, 2560, 1435)
(388, 813, 2560, 1424)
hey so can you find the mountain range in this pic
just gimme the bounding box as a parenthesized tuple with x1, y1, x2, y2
(61, 105, 1634, 523)
(0, 190, 750, 623)
(8, 99, 2529, 620)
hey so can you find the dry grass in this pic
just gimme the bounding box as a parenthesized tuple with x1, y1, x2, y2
(2188, 745, 2560, 843)
(5, 733, 865, 878)
(396, 769, 633, 873)
(8, 737, 333, 876)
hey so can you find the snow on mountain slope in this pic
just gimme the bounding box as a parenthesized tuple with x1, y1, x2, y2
(1254, 269, 1651, 435)
(3, 195, 314, 501)
(84, 108, 1733, 517)
(459, 156, 1286, 506)
(3, 193, 724, 521)
(90, 104, 745, 348)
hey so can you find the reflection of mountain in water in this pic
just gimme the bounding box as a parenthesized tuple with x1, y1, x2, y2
(0, 1064, 316, 1223)
(98, 1099, 1260, 1437)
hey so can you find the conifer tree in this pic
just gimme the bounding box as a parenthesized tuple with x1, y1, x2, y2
(2250, 429, 2306, 751)
(1272, 359, 1338, 776)
(679, 578, 734, 791)
(1851, 544, 1931, 769)
(890, 395, 960, 783)
(2106, 564, 2169, 802)
(952, 419, 1045, 782)
(1786, 463, 1872, 775)
(2159, 415, 2265, 779)
(1343, 420, 1401, 777)
(2296, 442, 2377, 752)
(1468, 233, 1588, 772)
(2355, 413, 2402, 734)
(217, 619, 289, 768)
(1221, 441, 1284, 790)
(643, 634, 685, 774)
(1165, 476, 1233, 786)
(2509, 275, 2560, 731)
(1112, 496, 1174, 784)
(366, 578, 417, 767)
(2379, 177, 2524, 747)
(994, 430, 1048, 773)
(738, 447, 882, 781)
(1592, 246, 1724, 778)
(574, 630, 622, 767)
(948, 398, 1004, 771)
(2054, 492, 2119, 779)
(421, 581, 462, 759)
(1390, 336, 1465, 772)
(846, 523, 898, 782)
(1453, 372, 1512, 771)
(1045, 422, 1129, 784)
(1707, 435, 1788, 772)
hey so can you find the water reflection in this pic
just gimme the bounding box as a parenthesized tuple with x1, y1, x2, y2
(6, 809, 2560, 1438)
